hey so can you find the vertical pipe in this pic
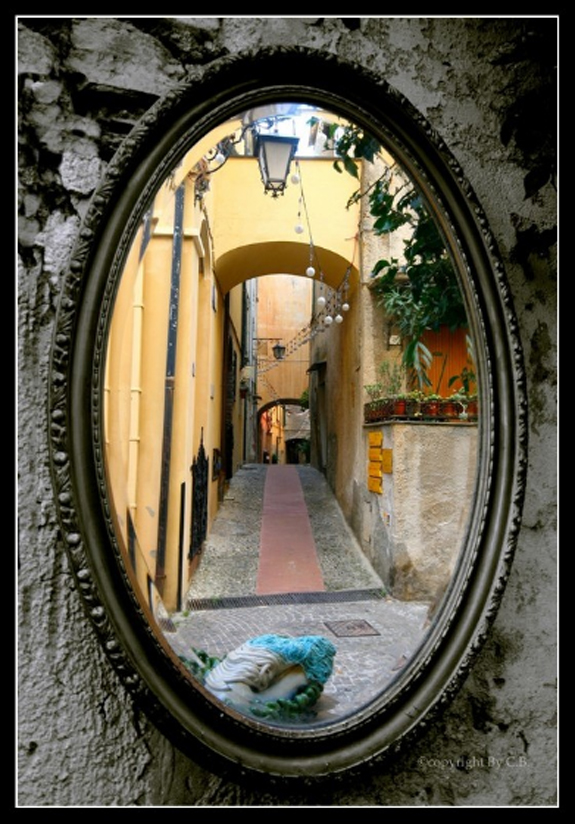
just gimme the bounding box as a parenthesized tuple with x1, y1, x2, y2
(127, 265, 144, 515)
(155, 184, 185, 594)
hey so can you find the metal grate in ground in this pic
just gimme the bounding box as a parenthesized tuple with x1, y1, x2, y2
(186, 588, 387, 612)
(324, 619, 381, 637)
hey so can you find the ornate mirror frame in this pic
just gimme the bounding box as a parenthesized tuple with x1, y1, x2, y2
(48, 47, 527, 785)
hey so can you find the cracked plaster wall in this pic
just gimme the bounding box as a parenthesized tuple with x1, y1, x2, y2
(17, 16, 557, 807)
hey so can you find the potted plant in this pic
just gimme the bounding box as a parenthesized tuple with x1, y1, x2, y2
(364, 383, 383, 402)
(376, 361, 406, 420)
(448, 364, 476, 395)
(441, 394, 461, 420)
(390, 393, 411, 417)
(405, 389, 424, 419)
(421, 393, 442, 418)
(364, 361, 406, 423)
(448, 363, 479, 421)
(363, 383, 381, 423)
(466, 393, 479, 420)
(364, 382, 386, 422)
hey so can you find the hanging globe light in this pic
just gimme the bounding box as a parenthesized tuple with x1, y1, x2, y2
(291, 172, 300, 185)
(317, 295, 326, 307)
(294, 223, 304, 234)
(306, 266, 316, 278)
(342, 302, 350, 312)
(324, 315, 333, 326)
(335, 314, 344, 324)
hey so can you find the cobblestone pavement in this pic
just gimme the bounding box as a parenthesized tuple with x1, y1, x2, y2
(164, 463, 432, 725)
(182, 463, 388, 598)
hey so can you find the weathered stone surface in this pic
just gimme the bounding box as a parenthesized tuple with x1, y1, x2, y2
(17, 23, 57, 75)
(35, 212, 81, 276)
(59, 148, 104, 196)
(66, 18, 185, 95)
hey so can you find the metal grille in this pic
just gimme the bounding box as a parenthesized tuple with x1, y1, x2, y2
(186, 588, 386, 612)
(190, 437, 209, 560)
(324, 619, 381, 637)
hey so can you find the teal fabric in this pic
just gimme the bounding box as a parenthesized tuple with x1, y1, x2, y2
(246, 634, 336, 685)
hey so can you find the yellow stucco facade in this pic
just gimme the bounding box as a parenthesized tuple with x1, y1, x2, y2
(103, 149, 361, 612)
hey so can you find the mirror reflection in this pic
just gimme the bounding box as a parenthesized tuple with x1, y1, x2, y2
(103, 103, 479, 727)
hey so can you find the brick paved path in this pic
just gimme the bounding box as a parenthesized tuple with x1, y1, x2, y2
(256, 465, 325, 594)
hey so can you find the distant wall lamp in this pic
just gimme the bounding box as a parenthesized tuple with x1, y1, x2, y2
(255, 133, 300, 197)
(255, 337, 287, 361)
(272, 342, 286, 360)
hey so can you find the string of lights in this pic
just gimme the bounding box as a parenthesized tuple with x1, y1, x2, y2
(295, 159, 357, 322)
(256, 161, 358, 376)
(257, 374, 280, 400)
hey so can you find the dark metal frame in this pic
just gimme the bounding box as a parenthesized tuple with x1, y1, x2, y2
(48, 47, 527, 786)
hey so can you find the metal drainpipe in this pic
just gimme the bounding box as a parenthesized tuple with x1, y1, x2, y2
(127, 265, 144, 525)
(155, 183, 185, 595)
(125, 210, 154, 569)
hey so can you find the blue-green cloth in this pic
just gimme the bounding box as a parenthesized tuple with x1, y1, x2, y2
(246, 634, 336, 685)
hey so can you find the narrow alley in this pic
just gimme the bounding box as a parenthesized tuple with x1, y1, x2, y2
(183, 463, 385, 600)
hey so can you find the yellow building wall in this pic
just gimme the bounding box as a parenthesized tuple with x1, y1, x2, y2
(104, 224, 155, 602)
(212, 157, 360, 293)
(104, 147, 365, 614)
(225, 285, 246, 475)
(105, 174, 228, 612)
(256, 274, 312, 409)
(160, 188, 202, 610)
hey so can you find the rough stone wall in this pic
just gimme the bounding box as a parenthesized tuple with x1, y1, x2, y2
(383, 423, 478, 602)
(17, 17, 557, 806)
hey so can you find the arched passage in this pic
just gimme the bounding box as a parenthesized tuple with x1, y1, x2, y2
(210, 153, 361, 295)
(257, 397, 310, 465)
(216, 240, 359, 295)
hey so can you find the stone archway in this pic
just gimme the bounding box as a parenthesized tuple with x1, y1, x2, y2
(257, 397, 310, 464)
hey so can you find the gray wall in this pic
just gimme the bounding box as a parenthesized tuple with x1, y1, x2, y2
(17, 17, 557, 806)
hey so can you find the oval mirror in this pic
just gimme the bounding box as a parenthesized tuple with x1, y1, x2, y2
(49, 48, 526, 784)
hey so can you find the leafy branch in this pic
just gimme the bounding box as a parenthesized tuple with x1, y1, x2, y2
(329, 124, 468, 388)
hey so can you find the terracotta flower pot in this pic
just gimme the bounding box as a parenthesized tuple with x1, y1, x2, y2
(406, 398, 422, 419)
(422, 399, 440, 417)
(392, 399, 407, 417)
(441, 400, 458, 419)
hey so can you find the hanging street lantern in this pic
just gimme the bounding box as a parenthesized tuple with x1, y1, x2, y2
(255, 133, 300, 197)
(272, 341, 287, 360)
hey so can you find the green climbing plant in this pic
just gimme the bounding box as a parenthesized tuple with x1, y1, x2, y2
(325, 120, 469, 388)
